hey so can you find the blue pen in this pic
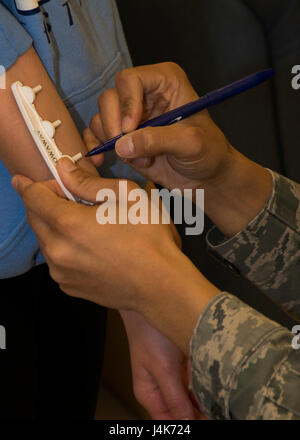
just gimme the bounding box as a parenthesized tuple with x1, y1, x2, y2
(86, 68, 274, 157)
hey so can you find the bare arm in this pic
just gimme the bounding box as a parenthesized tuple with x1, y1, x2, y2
(0, 45, 98, 180)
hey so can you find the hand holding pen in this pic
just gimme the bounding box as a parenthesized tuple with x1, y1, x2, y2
(86, 65, 274, 157)
(84, 62, 274, 198)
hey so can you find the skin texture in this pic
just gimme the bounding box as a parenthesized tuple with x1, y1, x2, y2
(12, 164, 218, 420)
(1, 49, 201, 420)
(0, 46, 97, 179)
(12, 163, 219, 351)
(86, 62, 273, 238)
(120, 311, 205, 420)
(11, 62, 273, 419)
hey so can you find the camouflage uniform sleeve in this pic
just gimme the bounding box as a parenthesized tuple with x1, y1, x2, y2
(206, 171, 300, 317)
(190, 292, 300, 420)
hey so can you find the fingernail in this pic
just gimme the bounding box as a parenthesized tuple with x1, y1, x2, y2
(122, 116, 132, 133)
(116, 136, 135, 158)
(11, 176, 18, 191)
(58, 157, 77, 172)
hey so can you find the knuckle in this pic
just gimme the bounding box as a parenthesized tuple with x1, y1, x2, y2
(140, 128, 154, 155)
(115, 67, 131, 85)
(46, 242, 68, 266)
(48, 265, 60, 283)
(162, 61, 182, 73)
(73, 170, 87, 188)
(52, 213, 67, 231)
(53, 211, 77, 234)
(120, 96, 135, 116)
(161, 62, 189, 91)
(115, 69, 137, 114)
(82, 127, 89, 139)
(184, 126, 203, 147)
(89, 113, 100, 131)
(162, 62, 186, 81)
(97, 88, 113, 106)
(74, 173, 95, 198)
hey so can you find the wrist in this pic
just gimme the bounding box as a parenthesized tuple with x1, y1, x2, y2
(199, 148, 273, 237)
(140, 246, 220, 354)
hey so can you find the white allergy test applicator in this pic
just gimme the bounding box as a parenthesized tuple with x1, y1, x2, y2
(11, 81, 83, 202)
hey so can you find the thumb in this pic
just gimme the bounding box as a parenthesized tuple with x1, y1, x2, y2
(57, 157, 120, 203)
(115, 124, 200, 160)
(11, 174, 34, 196)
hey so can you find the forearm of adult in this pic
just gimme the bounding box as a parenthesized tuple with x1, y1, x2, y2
(133, 248, 220, 356)
(201, 149, 273, 238)
(123, 249, 300, 420)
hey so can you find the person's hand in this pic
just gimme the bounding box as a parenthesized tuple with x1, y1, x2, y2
(121, 311, 198, 420)
(84, 62, 232, 193)
(85, 62, 273, 238)
(12, 160, 175, 312)
(12, 160, 219, 354)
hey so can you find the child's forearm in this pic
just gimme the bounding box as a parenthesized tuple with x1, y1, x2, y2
(0, 45, 97, 180)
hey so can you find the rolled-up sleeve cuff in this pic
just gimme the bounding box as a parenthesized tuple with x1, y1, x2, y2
(189, 292, 288, 419)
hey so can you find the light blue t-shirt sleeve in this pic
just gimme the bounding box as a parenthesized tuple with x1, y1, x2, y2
(0, 2, 32, 69)
(0, 3, 38, 278)
(0, 1, 144, 279)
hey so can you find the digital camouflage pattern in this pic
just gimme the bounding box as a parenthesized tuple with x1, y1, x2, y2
(207, 171, 300, 317)
(190, 171, 300, 419)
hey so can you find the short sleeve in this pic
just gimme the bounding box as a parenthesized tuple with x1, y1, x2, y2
(0, 3, 32, 70)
